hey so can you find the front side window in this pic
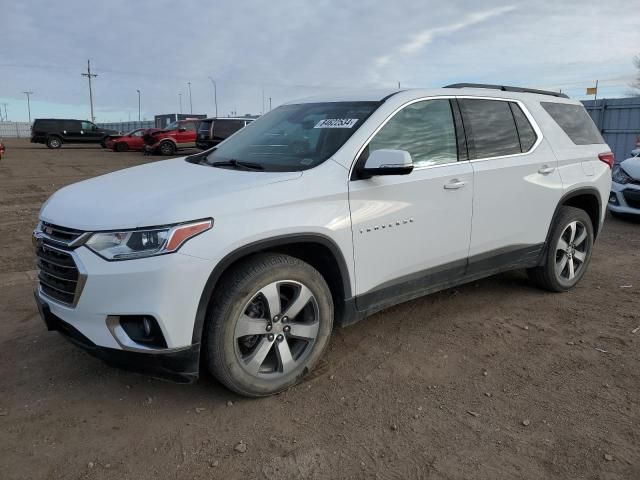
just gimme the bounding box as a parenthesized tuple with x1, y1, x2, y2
(367, 99, 457, 167)
(81, 121, 95, 131)
(459, 99, 521, 159)
(205, 102, 378, 172)
(184, 122, 197, 132)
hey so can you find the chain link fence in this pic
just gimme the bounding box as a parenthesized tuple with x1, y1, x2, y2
(0, 122, 32, 138)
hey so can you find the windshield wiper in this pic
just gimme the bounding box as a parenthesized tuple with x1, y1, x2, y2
(210, 159, 265, 171)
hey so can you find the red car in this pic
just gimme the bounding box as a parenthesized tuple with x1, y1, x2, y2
(143, 119, 201, 155)
(107, 128, 160, 152)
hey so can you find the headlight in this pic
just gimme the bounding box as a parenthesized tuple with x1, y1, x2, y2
(85, 219, 212, 260)
(612, 165, 632, 184)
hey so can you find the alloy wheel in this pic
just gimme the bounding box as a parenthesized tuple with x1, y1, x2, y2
(233, 280, 320, 378)
(555, 220, 589, 281)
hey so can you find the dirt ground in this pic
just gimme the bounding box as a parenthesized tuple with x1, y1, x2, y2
(0, 138, 638, 480)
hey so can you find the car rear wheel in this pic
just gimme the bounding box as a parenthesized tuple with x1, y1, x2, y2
(159, 141, 175, 156)
(528, 206, 594, 292)
(46, 136, 62, 149)
(205, 253, 333, 397)
(115, 142, 129, 152)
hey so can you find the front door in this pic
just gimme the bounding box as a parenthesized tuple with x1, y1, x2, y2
(349, 98, 474, 311)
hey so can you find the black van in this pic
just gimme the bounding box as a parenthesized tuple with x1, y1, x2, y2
(196, 118, 254, 150)
(31, 119, 119, 149)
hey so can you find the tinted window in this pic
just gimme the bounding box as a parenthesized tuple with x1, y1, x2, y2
(198, 120, 212, 133)
(368, 99, 457, 167)
(215, 120, 246, 138)
(459, 99, 521, 158)
(63, 120, 79, 131)
(541, 102, 604, 145)
(81, 121, 95, 131)
(510, 103, 537, 152)
(183, 122, 197, 132)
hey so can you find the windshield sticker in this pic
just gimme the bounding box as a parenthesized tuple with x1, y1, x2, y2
(314, 118, 359, 129)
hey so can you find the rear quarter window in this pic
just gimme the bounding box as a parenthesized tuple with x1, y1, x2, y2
(541, 102, 605, 145)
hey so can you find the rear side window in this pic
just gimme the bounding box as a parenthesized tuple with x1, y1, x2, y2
(541, 102, 604, 145)
(459, 99, 521, 158)
(509, 103, 538, 152)
(214, 120, 246, 138)
(198, 121, 212, 133)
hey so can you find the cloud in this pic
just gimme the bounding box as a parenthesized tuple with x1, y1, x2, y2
(374, 5, 517, 69)
(0, 0, 637, 122)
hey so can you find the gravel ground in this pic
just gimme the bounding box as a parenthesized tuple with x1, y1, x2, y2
(0, 138, 639, 480)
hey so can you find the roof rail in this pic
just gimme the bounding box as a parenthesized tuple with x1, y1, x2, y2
(444, 83, 569, 99)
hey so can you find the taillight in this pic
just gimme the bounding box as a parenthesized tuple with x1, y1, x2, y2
(598, 152, 614, 169)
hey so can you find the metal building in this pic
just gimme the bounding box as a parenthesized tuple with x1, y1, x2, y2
(582, 97, 640, 163)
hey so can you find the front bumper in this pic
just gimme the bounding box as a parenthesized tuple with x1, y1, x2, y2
(34, 240, 217, 382)
(35, 292, 200, 383)
(609, 181, 640, 216)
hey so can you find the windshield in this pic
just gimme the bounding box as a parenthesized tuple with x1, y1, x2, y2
(204, 102, 379, 171)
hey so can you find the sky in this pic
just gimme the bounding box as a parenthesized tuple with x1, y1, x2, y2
(1, 0, 639, 123)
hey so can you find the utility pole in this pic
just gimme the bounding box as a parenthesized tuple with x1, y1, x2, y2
(398, 81, 401, 89)
(269, 97, 272, 111)
(261, 87, 265, 114)
(136, 89, 141, 122)
(187, 82, 193, 114)
(179, 93, 183, 114)
(81, 60, 98, 122)
(208, 76, 218, 118)
(2, 103, 7, 121)
(23, 91, 33, 124)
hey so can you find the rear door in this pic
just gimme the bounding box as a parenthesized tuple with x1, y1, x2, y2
(62, 120, 83, 142)
(459, 97, 563, 270)
(349, 98, 474, 310)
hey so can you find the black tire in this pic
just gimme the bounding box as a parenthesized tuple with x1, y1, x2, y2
(46, 136, 62, 149)
(528, 206, 594, 292)
(205, 253, 333, 397)
(158, 141, 176, 156)
(115, 142, 129, 152)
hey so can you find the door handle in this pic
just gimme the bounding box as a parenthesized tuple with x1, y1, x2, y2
(538, 165, 555, 175)
(444, 179, 467, 190)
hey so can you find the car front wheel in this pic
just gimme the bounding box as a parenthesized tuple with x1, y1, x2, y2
(205, 253, 333, 397)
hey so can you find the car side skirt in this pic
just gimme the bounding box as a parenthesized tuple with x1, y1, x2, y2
(344, 243, 544, 324)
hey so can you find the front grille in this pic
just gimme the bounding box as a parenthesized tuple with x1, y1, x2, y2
(41, 221, 85, 245)
(623, 189, 640, 209)
(35, 240, 81, 306)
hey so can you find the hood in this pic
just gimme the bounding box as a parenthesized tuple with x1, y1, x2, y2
(40, 157, 302, 230)
(621, 156, 640, 180)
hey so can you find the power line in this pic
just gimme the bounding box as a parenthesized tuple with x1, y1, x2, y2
(81, 60, 98, 122)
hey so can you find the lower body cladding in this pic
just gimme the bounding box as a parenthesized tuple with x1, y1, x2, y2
(34, 246, 216, 382)
(609, 182, 640, 217)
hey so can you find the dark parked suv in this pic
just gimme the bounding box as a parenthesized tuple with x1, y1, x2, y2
(31, 119, 119, 149)
(196, 117, 253, 149)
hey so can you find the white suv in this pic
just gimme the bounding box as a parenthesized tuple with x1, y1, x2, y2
(33, 84, 612, 396)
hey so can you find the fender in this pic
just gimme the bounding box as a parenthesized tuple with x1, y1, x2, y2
(190, 233, 353, 344)
(539, 187, 603, 264)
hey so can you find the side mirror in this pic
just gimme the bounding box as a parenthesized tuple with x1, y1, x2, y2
(178, 127, 187, 132)
(361, 149, 414, 178)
